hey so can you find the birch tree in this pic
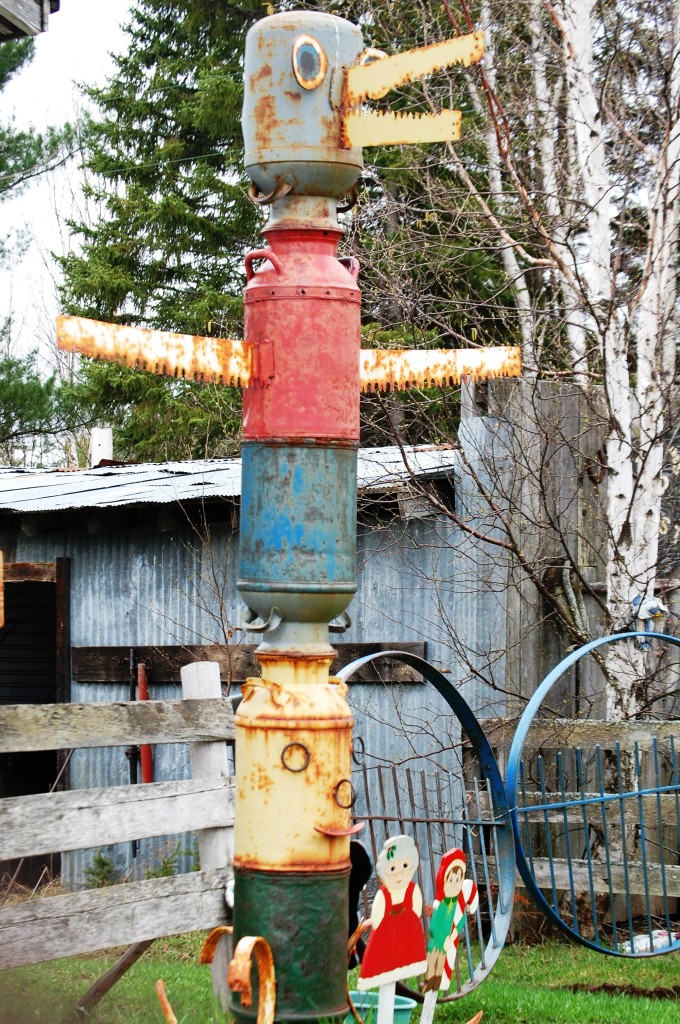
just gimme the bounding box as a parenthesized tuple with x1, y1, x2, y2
(345, 0, 680, 721)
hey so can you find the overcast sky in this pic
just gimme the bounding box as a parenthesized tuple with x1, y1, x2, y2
(2, 0, 130, 128)
(1, 0, 131, 357)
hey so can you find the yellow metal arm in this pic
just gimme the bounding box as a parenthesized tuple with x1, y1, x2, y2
(345, 33, 485, 105)
(57, 315, 521, 391)
(57, 315, 253, 386)
(341, 32, 484, 149)
(343, 108, 461, 149)
(359, 346, 521, 391)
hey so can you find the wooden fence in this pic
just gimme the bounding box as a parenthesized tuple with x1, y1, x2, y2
(0, 662, 235, 972)
(3, 694, 678, 974)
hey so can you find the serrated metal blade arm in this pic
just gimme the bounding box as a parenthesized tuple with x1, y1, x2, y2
(345, 32, 484, 104)
(359, 346, 522, 391)
(343, 108, 461, 149)
(56, 316, 253, 386)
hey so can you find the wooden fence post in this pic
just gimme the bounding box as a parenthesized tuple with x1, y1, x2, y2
(180, 661, 233, 1011)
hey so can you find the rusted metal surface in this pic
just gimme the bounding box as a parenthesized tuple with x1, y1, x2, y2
(200, 925, 234, 964)
(242, 12, 364, 201)
(232, 869, 348, 1024)
(58, 313, 519, 397)
(234, 663, 354, 871)
(238, 443, 358, 627)
(342, 32, 484, 149)
(344, 33, 484, 105)
(242, 230, 361, 442)
(155, 979, 178, 1024)
(228, 934, 276, 1024)
(343, 109, 461, 149)
(359, 346, 522, 391)
(56, 315, 253, 385)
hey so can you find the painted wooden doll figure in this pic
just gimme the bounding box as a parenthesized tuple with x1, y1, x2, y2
(423, 848, 479, 993)
(357, 834, 427, 991)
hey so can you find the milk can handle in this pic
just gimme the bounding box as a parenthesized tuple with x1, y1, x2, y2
(338, 256, 360, 281)
(245, 249, 285, 282)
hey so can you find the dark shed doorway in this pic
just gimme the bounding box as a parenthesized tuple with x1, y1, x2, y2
(0, 559, 70, 888)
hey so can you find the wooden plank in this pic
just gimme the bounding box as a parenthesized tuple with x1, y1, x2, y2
(3, 561, 56, 583)
(485, 717, 680, 752)
(0, 868, 231, 970)
(181, 664, 232, 872)
(521, 857, 680, 898)
(0, 777, 235, 860)
(181, 662, 232, 1011)
(71, 644, 258, 684)
(71, 642, 427, 684)
(74, 940, 155, 1015)
(0, 697, 235, 753)
(0, 0, 43, 35)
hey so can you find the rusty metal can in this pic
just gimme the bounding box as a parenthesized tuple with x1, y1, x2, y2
(242, 11, 363, 201)
(231, 867, 349, 1024)
(242, 229, 361, 443)
(234, 669, 355, 872)
(237, 441, 357, 628)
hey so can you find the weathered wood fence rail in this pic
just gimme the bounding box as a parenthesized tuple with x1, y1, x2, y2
(3, 699, 678, 969)
(0, 663, 235, 971)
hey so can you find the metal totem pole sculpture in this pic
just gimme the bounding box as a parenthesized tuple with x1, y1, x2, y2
(58, 11, 521, 1023)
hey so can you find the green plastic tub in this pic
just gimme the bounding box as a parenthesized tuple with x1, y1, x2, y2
(345, 991, 417, 1024)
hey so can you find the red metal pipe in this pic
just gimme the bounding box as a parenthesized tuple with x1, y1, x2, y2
(137, 661, 154, 784)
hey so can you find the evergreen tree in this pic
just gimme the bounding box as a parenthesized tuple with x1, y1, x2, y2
(59, 0, 262, 462)
(1, 38, 73, 263)
(61, 0, 261, 334)
(0, 342, 59, 465)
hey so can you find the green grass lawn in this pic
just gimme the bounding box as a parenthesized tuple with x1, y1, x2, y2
(0, 936, 678, 1024)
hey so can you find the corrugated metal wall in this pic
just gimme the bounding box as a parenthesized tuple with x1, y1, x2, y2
(2, 429, 511, 886)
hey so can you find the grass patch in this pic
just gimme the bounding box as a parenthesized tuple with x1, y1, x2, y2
(0, 935, 228, 1024)
(413, 941, 680, 1024)
(0, 937, 678, 1023)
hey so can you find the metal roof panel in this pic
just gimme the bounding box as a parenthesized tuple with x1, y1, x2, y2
(0, 447, 457, 513)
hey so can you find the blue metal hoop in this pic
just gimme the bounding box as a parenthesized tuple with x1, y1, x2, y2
(506, 630, 680, 957)
(338, 650, 515, 994)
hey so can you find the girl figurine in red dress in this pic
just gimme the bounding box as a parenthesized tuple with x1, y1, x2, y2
(358, 834, 427, 990)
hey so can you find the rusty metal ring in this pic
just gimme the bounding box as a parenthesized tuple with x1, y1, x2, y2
(281, 742, 311, 773)
(337, 185, 358, 214)
(333, 778, 357, 808)
(351, 736, 365, 766)
(248, 175, 296, 207)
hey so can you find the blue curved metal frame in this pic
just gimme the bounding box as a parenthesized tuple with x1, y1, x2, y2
(506, 630, 680, 957)
(337, 650, 515, 994)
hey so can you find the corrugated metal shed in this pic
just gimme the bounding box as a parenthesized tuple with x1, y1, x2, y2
(0, 434, 508, 887)
(0, 446, 457, 512)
